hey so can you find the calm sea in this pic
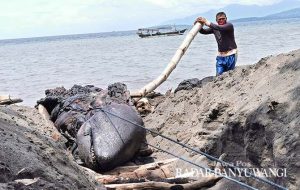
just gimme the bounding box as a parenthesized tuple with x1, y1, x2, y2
(1, 18, 300, 106)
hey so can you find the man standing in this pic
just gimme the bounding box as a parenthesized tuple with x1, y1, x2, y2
(195, 12, 237, 76)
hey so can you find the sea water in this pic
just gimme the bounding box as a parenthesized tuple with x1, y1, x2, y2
(0, 18, 300, 106)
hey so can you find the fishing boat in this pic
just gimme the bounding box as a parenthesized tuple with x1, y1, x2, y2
(136, 26, 187, 38)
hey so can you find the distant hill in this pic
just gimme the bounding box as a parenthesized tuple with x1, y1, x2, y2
(163, 0, 300, 25)
(233, 7, 300, 22)
(147, 8, 300, 30)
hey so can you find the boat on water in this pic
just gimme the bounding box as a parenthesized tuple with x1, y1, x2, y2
(137, 26, 187, 38)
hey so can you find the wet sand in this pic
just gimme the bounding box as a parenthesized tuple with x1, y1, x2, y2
(144, 49, 300, 190)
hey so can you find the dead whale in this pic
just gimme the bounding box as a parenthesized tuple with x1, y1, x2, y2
(37, 83, 146, 171)
(77, 103, 145, 171)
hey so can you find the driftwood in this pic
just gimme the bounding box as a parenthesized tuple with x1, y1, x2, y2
(79, 155, 226, 189)
(14, 177, 40, 186)
(0, 95, 23, 105)
(102, 165, 172, 184)
(131, 23, 203, 98)
(37, 104, 61, 141)
(100, 175, 194, 185)
(96, 158, 178, 184)
(103, 153, 226, 190)
(79, 159, 176, 173)
(105, 176, 221, 190)
(136, 98, 154, 115)
(104, 158, 178, 175)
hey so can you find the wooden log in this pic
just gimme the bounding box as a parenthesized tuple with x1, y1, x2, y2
(215, 153, 227, 171)
(105, 181, 174, 189)
(37, 104, 61, 141)
(104, 158, 178, 175)
(105, 176, 221, 190)
(104, 153, 226, 189)
(0, 98, 23, 105)
(130, 23, 203, 98)
(97, 158, 178, 184)
(0, 95, 9, 100)
(99, 168, 168, 184)
(14, 177, 40, 186)
(180, 176, 222, 189)
(98, 176, 146, 184)
(79, 165, 105, 184)
(0, 95, 23, 105)
(101, 176, 194, 185)
(159, 177, 193, 184)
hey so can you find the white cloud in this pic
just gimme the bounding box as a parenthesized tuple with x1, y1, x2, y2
(144, 0, 281, 8)
(0, 0, 291, 39)
(223, 0, 281, 5)
(144, 0, 179, 8)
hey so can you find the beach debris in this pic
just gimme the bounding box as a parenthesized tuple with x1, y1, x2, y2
(165, 88, 173, 96)
(14, 178, 40, 186)
(104, 177, 221, 190)
(136, 98, 153, 116)
(0, 95, 23, 105)
(100, 155, 224, 190)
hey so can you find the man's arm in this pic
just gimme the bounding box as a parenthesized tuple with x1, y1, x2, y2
(208, 22, 233, 31)
(199, 27, 213, 35)
(199, 17, 233, 31)
(194, 17, 213, 34)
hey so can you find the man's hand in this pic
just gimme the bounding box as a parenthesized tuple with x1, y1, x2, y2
(194, 17, 203, 25)
(194, 17, 210, 26)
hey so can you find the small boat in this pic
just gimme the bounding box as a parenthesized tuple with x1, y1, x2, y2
(137, 26, 187, 38)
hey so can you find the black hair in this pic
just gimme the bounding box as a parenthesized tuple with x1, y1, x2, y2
(216, 12, 226, 18)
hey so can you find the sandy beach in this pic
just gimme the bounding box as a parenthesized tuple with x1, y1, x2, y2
(145, 49, 300, 189)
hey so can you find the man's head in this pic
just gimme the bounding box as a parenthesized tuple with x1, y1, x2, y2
(216, 12, 227, 25)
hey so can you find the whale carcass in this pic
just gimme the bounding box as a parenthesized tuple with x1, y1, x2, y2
(37, 83, 146, 171)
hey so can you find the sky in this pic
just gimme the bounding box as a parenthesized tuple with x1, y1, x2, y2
(0, 0, 287, 39)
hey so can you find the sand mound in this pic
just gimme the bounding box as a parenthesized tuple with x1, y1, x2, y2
(144, 49, 300, 190)
(0, 105, 103, 189)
